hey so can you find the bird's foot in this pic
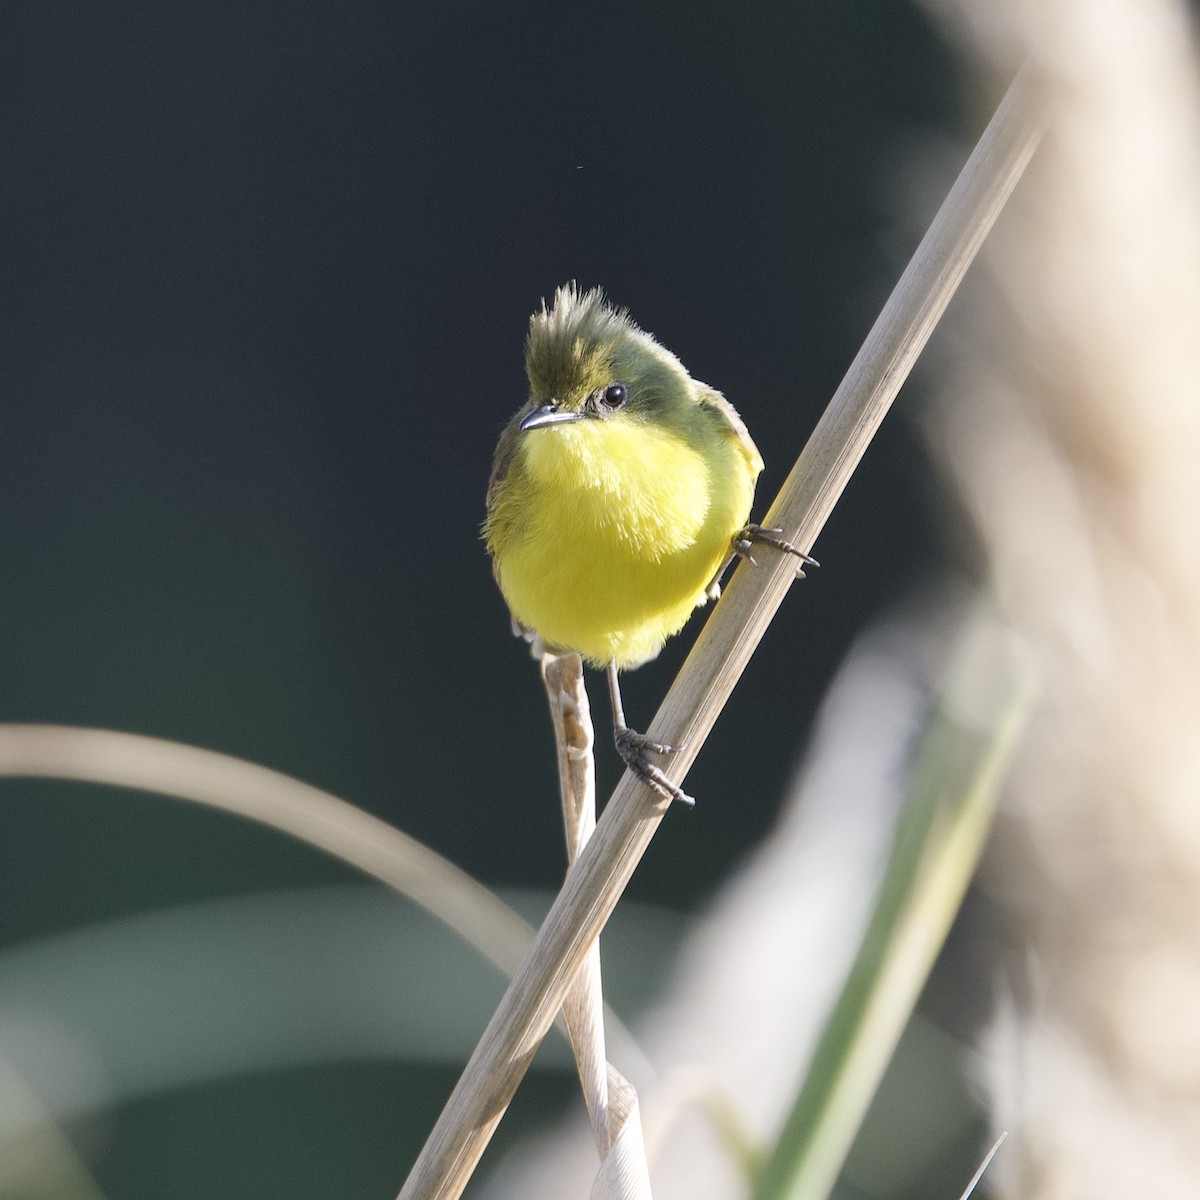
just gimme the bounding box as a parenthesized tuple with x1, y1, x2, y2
(732, 524, 819, 576)
(614, 727, 694, 807)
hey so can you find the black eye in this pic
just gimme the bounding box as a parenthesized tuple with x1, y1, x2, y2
(600, 382, 628, 409)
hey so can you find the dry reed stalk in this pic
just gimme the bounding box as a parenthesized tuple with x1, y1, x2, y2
(398, 65, 1044, 1200)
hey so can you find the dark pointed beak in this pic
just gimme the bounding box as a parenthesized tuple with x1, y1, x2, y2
(519, 403, 586, 432)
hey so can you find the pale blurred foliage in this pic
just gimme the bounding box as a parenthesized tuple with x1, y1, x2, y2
(924, 0, 1200, 1193)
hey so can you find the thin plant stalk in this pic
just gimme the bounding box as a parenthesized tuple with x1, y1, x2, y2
(542, 650, 611, 1153)
(543, 651, 654, 1197)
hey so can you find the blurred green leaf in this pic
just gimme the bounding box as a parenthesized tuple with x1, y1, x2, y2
(753, 619, 1032, 1200)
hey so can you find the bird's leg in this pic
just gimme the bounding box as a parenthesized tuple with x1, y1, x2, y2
(703, 549, 737, 602)
(731, 524, 819, 575)
(606, 661, 694, 807)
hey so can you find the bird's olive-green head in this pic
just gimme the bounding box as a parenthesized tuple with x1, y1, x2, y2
(518, 283, 698, 435)
(486, 284, 762, 512)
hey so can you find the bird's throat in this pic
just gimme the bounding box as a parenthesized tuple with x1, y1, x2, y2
(521, 418, 712, 554)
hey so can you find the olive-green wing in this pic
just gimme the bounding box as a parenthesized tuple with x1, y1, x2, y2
(482, 401, 539, 579)
(695, 384, 765, 475)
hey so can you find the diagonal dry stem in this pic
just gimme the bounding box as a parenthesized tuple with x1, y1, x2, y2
(398, 64, 1045, 1200)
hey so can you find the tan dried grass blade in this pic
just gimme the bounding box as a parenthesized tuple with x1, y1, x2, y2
(591, 1065, 652, 1200)
(543, 652, 653, 1196)
(542, 651, 612, 1153)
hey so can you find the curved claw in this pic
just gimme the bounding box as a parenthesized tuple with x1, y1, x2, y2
(614, 728, 695, 806)
(731, 537, 759, 567)
(733, 524, 820, 573)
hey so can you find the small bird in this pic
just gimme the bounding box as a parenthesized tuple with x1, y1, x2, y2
(484, 285, 811, 804)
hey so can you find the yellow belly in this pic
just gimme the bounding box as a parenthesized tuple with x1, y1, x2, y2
(490, 417, 755, 668)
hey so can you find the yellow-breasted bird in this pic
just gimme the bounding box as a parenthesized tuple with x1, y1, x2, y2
(484, 285, 812, 804)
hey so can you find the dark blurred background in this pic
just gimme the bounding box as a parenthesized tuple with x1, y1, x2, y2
(0, 2, 962, 1196)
